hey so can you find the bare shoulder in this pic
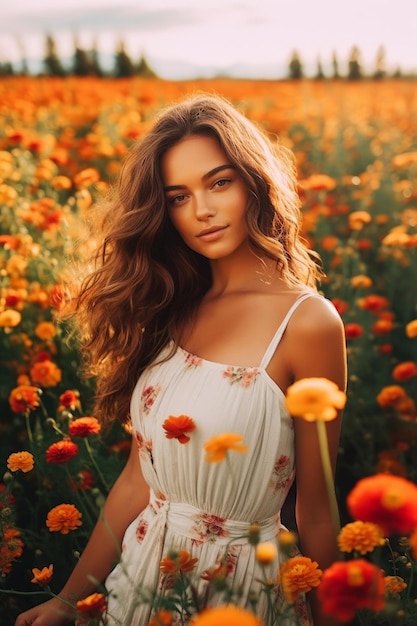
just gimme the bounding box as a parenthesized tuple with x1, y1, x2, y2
(291, 294, 344, 338)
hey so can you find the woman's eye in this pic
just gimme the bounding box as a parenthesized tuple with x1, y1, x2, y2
(167, 194, 186, 206)
(214, 178, 231, 189)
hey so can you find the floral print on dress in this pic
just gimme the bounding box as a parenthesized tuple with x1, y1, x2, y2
(140, 384, 161, 415)
(191, 512, 228, 544)
(135, 430, 153, 464)
(222, 366, 259, 388)
(135, 518, 149, 543)
(182, 350, 203, 369)
(269, 454, 294, 495)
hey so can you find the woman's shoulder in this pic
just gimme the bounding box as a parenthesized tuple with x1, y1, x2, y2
(288, 291, 345, 340)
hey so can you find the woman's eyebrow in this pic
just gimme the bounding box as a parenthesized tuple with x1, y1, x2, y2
(164, 164, 234, 192)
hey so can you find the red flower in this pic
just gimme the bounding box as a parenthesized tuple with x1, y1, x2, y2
(9, 385, 40, 413)
(162, 415, 196, 443)
(347, 473, 417, 535)
(392, 361, 417, 382)
(68, 417, 101, 437)
(45, 440, 78, 464)
(358, 295, 390, 313)
(319, 559, 385, 623)
(69, 470, 95, 492)
(344, 323, 363, 340)
(58, 390, 81, 410)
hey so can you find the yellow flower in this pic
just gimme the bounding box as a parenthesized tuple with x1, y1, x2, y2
(31, 564, 53, 586)
(348, 211, 372, 230)
(191, 606, 262, 625)
(204, 433, 248, 462)
(338, 521, 385, 554)
(278, 530, 298, 547)
(406, 319, 417, 339)
(255, 541, 278, 564)
(285, 377, 346, 421)
(34, 321, 57, 340)
(384, 575, 407, 595)
(7, 451, 35, 473)
(279, 556, 322, 603)
(0, 309, 22, 328)
(350, 275, 372, 288)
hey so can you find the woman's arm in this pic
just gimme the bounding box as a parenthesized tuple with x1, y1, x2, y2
(289, 298, 347, 626)
(15, 436, 149, 626)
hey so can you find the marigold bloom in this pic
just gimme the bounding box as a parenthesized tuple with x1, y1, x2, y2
(347, 473, 417, 535)
(149, 610, 174, 626)
(405, 319, 417, 338)
(318, 559, 385, 623)
(204, 433, 248, 462)
(9, 385, 40, 413)
(58, 389, 81, 410)
(299, 174, 337, 191)
(162, 415, 196, 443)
(31, 564, 53, 586)
(358, 295, 390, 313)
(344, 323, 363, 340)
(372, 319, 393, 335)
(45, 440, 78, 464)
(384, 575, 407, 595)
(73, 167, 100, 188)
(348, 210, 372, 230)
(0, 309, 22, 328)
(0, 527, 24, 575)
(285, 377, 346, 421)
(337, 521, 385, 554)
(331, 298, 349, 315)
(46, 503, 82, 534)
(34, 321, 57, 340)
(160, 550, 198, 576)
(392, 361, 417, 382)
(279, 556, 322, 603)
(350, 275, 372, 289)
(69, 417, 101, 438)
(376, 385, 406, 408)
(7, 451, 35, 473)
(255, 541, 278, 564)
(191, 605, 262, 626)
(30, 359, 62, 387)
(76, 592, 107, 618)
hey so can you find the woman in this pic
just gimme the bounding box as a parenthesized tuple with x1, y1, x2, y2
(16, 93, 346, 626)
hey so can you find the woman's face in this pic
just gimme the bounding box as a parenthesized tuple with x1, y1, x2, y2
(162, 134, 249, 261)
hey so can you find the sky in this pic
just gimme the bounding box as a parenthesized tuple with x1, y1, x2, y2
(1, 0, 416, 79)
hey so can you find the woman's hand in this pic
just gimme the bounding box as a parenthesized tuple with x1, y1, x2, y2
(14, 597, 74, 626)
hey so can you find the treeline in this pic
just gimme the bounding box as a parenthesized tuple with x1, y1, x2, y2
(0, 35, 414, 80)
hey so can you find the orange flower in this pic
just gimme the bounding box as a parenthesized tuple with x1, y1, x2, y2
(350, 275, 372, 289)
(299, 174, 336, 191)
(331, 298, 349, 315)
(358, 295, 390, 313)
(285, 377, 346, 421)
(372, 319, 393, 335)
(0, 527, 24, 575)
(31, 564, 53, 586)
(45, 440, 78, 464)
(76, 592, 107, 619)
(9, 385, 40, 413)
(162, 415, 196, 443)
(30, 359, 62, 387)
(347, 473, 417, 535)
(279, 556, 322, 603)
(160, 550, 198, 576)
(191, 605, 262, 626)
(318, 559, 385, 623)
(376, 385, 406, 408)
(255, 541, 278, 564)
(46, 503, 82, 534)
(69, 417, 101, 438)
(204, 433, 248, 462)
(201, 561, 228, 582)
(384, 575, 407, 595)
(0, 309, 22, 328)
(149, 610, 174, 626)
(321, 235, 339, 251)
(392, 361, 417, 382)
(405, 319, 417, 338)
(348, 210, 372, 230)
(7, 451, 35, 473)
(344, 323, 363, 340)
(34, 321, 57, 340)
(58, 389, 81, 411)
(73, 167, 100, 188)
(337, 521, 385, 554)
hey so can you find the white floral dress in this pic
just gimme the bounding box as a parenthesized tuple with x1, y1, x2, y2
(105, 294, 316, 625)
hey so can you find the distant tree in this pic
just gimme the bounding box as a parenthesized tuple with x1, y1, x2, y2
(90, 39, 104, 77)
(347, 46, 363, 80)
(373, 45, 386, 80)
(44, 34, 66, 76)
(392, 65, 402, 79)
(0, 61, 14, 77)
(136, 53, 158, 78)
(114, 40, 134, 77)
(15, 36, 28, 75)
(288, 51, 303, 79)
(315, 56, 325, 80)
(332, 51, 340, 79)
(72, 37, 93, 76)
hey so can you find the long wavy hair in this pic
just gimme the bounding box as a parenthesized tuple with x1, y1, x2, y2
(63, 93, 323, 425)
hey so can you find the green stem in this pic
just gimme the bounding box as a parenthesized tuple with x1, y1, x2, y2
(316, 420, 340, 537)
(24, 410, 33, 443)
(84, 438, 110, 492)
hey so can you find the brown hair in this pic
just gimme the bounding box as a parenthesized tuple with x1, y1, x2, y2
(63, 93, 322, 424)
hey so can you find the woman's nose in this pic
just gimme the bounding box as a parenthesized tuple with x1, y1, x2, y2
(194, 192, 215, 220)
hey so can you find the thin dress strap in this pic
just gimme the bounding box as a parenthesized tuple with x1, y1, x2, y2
(259, 293, 319, 369)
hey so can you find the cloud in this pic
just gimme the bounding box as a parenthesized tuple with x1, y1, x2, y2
(0, 4, 201, 34)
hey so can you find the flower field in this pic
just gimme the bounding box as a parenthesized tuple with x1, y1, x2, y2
(1, 76, 417, 625)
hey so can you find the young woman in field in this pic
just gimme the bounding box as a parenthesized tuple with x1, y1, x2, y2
(15, 93, 346, 626)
